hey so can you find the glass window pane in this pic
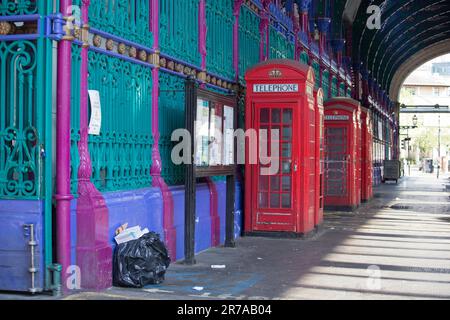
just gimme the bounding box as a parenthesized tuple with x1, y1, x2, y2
(282, 194, 291, 208)
(260, 108, 270, 123)
(259, 175, 269, 191)
(282, 143, 292, 158)
(270, 194, 280, 208)
(283, 109, 292, 124)
(282, 176, 291, 191)
(271, 176, 280, 191)
(282, 161, 291, 174)
(259, 193, 268, 208)
(282, 127, 292, 140)
(272, 109, 281, 123)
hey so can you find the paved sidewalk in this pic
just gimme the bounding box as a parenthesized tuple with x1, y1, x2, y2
(3, 172, 450, 300)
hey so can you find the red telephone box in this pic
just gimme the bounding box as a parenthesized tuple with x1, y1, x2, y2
(324, 98, 362, 211)
(244, 60, 316, 237)
(314, 88, 325, 227)
(361, 106, 373, 202)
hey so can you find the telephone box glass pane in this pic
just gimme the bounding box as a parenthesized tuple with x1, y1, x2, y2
(283, 109, 292, 124)
(271, 176, 280, 191)
(282, 194, 291, 208)
(282, 176, 291, 191)
(282, 127, 292, 140)
(270, 194, 280, 208)
(272, 109, 281, 123)
(261, 108, 270, 123)
(259, 193, 268, 208)
(282, 161, 291, 174)
(282, 143, 292, 157)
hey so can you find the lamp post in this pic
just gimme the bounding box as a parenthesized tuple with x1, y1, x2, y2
(435, 105, 441, 179)
(400, 114, 418, 176)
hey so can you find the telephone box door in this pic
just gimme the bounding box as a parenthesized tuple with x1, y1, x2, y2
(325, 124, 350, 205)
(252, 103, 298, 232)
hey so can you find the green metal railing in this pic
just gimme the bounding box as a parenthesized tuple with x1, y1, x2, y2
(159, 72, 185, 186)
(0, 0, 54, 290)
(322, 70, 330, 99)
(312, 61, 320, 89)
(70, 49, 153, 194)
(339, 82, 345, 96)
(89, 0, 152, 47)
(331, 76, 338, 97)
(159, 0, 200, 67)
(206, 0, 234, 80)
(300, 51, 309, 65)
(269, 26, 294, 60)
(238, 4, 259, 83)
(0, 0, 38, 15)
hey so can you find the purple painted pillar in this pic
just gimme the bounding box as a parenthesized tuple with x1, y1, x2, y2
(259, 15, 269, 61)
(76, 0, 112, 291)
(55, 0, 74, 292)
(150, 0, 177, 260)
(233, 0, 243, 81)
(199, 0, 207, 72)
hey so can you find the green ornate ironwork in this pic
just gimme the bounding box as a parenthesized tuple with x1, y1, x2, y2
(206, 0, 234, 80)
(159, 71, 185, 186)
(269, 26, 294, 60)
(339, 82, 346, 96)
(159, 0, 200, 66)
(0, 0, 37, 15)
(238, 4, 259, 83)
(312, 60, 320, 89)
(0, 0, 54, 289)
(0, 40, 40, 198)
(70, 49, 153, 194)
(331, 76, 338, 97)
(89, 0, 152, 47)
(322, 70, 330, 99)
(347, 87, 352, 97)
(300, 51, 309, 65)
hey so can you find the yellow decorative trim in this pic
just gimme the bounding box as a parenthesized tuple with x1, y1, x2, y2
(148, 52, 160, 66)
(62, 16, 75, 41)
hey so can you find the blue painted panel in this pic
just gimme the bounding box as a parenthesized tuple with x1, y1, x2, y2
(0, 200, 44, 292)
(171, 183, 212, 261)
(234, 181, 243, 239)
(105, 188, 165, 249)
(216, 180, 244, 243)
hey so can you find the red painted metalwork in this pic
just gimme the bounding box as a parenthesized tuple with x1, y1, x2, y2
(314, 88, 325, 227)
(244, 60, 316, 236)
(324, 98, 362, 211)
(361, 106, 374, 202)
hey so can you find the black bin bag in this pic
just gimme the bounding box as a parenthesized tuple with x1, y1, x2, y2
(113, 232, 171, 288)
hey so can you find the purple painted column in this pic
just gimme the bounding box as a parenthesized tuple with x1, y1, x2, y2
(233, 0, 243, 81)
(199, 0, 207, 72)
(76, 0, 112, 291)
(150, 0, 177, 260)
(259, 14, 269, 61)
(55, 0, 73, 292)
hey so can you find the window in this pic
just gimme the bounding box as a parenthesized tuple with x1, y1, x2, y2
(433, 87, 441, 96)
(406, 87, 417, 96)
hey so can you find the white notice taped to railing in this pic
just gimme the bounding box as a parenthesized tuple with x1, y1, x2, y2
(88, 90, 102, 135)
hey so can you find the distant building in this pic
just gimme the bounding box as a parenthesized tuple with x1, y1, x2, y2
(432, 62, 450, 77)
(401, 71, 450, 106)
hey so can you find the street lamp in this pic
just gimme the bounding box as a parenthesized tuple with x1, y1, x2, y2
(435, 105, 441, 178)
